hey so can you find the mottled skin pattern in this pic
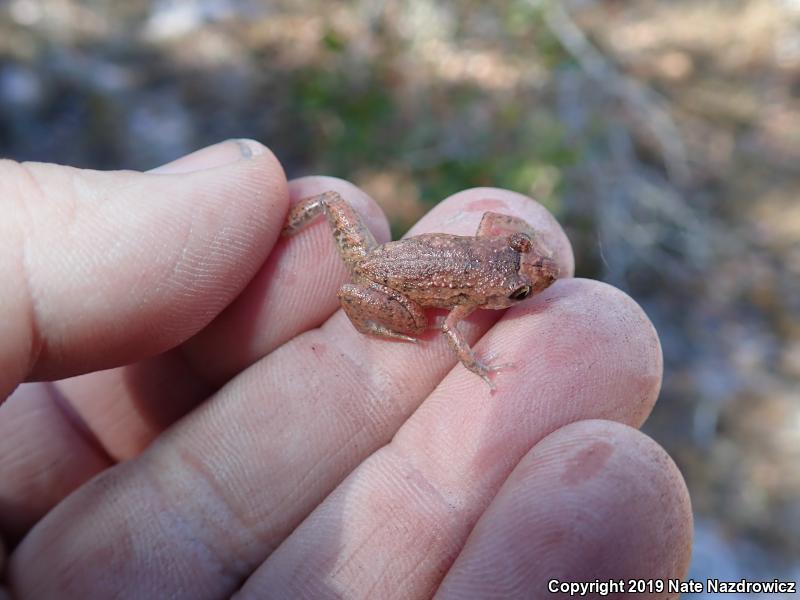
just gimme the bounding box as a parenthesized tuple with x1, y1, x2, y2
(283, 191, 560, 390)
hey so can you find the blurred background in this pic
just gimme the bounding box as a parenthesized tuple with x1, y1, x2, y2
(1, 0, 798, 594)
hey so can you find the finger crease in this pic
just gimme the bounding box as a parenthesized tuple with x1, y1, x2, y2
(171, 444, 262, 583)
(45, 382, 114, 463)
(13, 164, 48, 376)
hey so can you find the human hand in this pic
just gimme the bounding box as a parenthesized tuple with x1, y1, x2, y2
(0, 140, 692, 598)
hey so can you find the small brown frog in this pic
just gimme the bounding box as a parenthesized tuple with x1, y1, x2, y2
(283, 191, 560, 390)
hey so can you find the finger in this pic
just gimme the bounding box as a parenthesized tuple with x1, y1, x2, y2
(0, 139, 288, 399)
(235, 279, 663, 598)
(436, 420, 692, 599)
(9, 189, 574, 599)
(0, 383, 111, 543)
(0, 352, 208, 546)
(54, 352, 214, 461)
(0, 540, 8, 600)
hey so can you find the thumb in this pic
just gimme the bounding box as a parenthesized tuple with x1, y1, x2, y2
(0, 139, 288, 400)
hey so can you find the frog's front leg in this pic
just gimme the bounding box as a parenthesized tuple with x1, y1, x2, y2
(338, 283, 427, 342)
(283, 191, 378, 267)
(441, 304, 512, 392)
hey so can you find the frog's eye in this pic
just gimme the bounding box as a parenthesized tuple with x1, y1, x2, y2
(508, 232, 532, 253)
(509, 284, 531, 301)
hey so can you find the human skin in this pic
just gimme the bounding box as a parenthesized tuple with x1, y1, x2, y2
(0, 139, 692, 599)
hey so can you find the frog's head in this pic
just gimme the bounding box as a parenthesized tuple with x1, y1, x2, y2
(508, 232, 560, 300)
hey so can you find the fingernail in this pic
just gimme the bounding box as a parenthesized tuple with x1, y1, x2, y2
(148, 139, 265, 174)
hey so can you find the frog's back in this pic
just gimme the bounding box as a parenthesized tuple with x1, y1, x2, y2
(355, 233, 518, 308)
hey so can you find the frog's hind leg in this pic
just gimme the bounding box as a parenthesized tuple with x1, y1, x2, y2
(283, 190, 379, 264)
(338, 283, 427, 342)
(476, 211, 537, 239)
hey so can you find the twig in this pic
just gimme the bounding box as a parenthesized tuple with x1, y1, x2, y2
(540, 0, 692, 185)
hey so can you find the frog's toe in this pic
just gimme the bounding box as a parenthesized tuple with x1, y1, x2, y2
(477, 351, 516, 373)
(467, 357, 515, 393)
(486, 361, 515, 373)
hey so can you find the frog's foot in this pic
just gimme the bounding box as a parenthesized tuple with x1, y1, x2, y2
(282, 192, 329, 236)
(338, 283, 427, 344)
(464, 353, 516, 393)
(477, 350, 516, 373)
